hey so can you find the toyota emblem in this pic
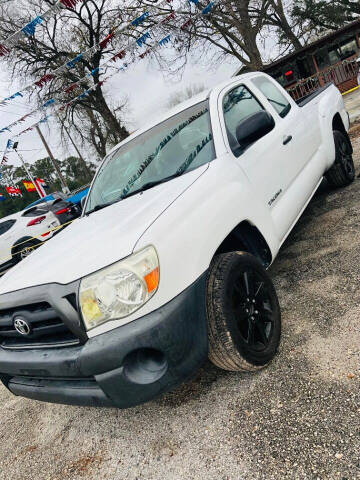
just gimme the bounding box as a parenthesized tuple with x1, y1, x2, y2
(13, 317, 31, 336)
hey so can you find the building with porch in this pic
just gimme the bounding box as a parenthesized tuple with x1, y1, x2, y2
(235, 19, 360, 100)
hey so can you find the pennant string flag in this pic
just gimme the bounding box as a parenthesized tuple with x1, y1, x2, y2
(0, 0, 172, 107)
(0, 0, 83, 57)
(0, 0, 218, 153)
(6, 29, 180, 147)
(0, 0, 187, 136)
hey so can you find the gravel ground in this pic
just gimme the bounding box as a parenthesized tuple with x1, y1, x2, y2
(0, 134, 359, 480)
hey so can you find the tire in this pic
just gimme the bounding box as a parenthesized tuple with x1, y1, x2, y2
(12, 238, 42, 263)
(325, 130, 355, 188)
(206, 251, 281, 372)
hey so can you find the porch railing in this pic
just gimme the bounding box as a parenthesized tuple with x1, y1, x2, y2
(287, 58, 359, 101)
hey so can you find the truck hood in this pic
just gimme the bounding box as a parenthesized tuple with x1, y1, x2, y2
(0, 166, 207, 294)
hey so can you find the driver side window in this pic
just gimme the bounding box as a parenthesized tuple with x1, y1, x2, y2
(252, 76, 291, 118)
(223, 85, 264, 157)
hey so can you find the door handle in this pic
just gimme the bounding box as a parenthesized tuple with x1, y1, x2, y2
(283, 135, 293, 145)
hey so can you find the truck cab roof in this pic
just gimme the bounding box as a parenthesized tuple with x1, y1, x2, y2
(106, 73, 258, 159)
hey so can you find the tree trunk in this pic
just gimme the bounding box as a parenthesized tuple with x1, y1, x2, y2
(94, 87, 129, 146)
(272, 0, 303, 51)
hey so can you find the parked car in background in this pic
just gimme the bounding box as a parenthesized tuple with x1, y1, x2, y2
(0, 206, 61, 272)
(24, 186, 89, 213)
(66, 186, 89, 208)
(24, 192, 66, 210)
(46, 198, 82, 226)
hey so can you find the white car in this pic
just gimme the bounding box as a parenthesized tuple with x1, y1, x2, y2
(0, 72, 354, 408)
(0, 205, 61, 272)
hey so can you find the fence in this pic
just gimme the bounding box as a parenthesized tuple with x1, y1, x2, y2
(287, 58, 359, 101)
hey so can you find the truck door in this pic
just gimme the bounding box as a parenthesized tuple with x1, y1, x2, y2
(250, 76, 322, 236)
(219, 81, 312, 241)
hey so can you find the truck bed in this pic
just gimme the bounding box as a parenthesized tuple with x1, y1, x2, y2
(296, 83, 333, 107)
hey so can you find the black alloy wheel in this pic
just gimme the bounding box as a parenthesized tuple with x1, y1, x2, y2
(231, 269, 275, 352)
(207, 251, 281, 371)
(326, 130, 355, 187)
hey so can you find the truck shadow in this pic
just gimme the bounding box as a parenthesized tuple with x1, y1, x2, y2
(154, 360, 230, 408)
(279, 177, 339, 252)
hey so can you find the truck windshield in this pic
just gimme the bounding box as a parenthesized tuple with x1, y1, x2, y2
(85, 101, 215, 215)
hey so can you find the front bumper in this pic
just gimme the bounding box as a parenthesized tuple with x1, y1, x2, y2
(0, 273, 208, 408)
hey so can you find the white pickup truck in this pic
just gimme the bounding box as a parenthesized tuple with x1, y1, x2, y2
(0, 73, 354, 408)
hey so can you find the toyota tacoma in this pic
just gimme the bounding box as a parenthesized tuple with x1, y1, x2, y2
(0, 73, 354, 408)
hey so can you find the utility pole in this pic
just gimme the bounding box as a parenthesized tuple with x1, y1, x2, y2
(13, 143, 42, 199)
(57, 114, 92, 181)
(35, 125, 70, 194)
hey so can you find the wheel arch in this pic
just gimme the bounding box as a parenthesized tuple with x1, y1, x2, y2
(214, 221, 272, 268)
(11, 236, 42, 255)
(332, 113, 353, 153)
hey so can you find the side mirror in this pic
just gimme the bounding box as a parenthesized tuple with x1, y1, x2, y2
(80, 196, 87, 210)
(236, 111, 275, 150)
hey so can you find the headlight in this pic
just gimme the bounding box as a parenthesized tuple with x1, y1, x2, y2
(79, 246, 159, 330)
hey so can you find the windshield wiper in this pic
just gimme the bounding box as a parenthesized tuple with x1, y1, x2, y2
(86, 172, 184, 214)
(121, 172, 184, 200)
(85, 199, 120, 216)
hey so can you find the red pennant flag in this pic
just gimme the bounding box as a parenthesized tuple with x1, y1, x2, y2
(180, 19, 192, 30)
(65, 83, 78, 94)
(99, 32, 115, 49)
(161, 11, 176, 24)
(112, 50, 126, 62)
(60, 0, 81, 7)
(139, 49, 151, 59)
(0, 45, 9, 57)
(35, 74, 54, 88)
(19, 113, 31, 123)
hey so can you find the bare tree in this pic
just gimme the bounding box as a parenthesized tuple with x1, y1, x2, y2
(0, 0, 140, 157)
(166, 83, 206, 108)
(142, 0, 304, 72)
(262, 0, 303, 51)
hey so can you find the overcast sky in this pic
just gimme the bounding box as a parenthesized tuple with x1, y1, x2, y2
(0, 51, 238, 172)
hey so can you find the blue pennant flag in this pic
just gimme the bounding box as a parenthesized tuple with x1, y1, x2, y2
(6, 139, 13, 149)
(78, 91, 90, 100)
(136, 32, 151, 47)
(22, 16, 43, 36)
(39, 116, 49, 124)
(67, 53, 83, 69)
(42, 98, 55, 109)
(188, 0, 199, 4)
(91, 67, 100, 76)
(3, 92, 23, 102)
(202, 2, 214, 14)
(11, 92, 23, 100)
(131, 12, 149, 27)
(158, 35, 171, 47)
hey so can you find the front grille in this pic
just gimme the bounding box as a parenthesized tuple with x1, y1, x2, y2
(0, 301, 79, 350)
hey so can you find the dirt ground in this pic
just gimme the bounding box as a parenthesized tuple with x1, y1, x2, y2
(0, 133, 359, 480)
